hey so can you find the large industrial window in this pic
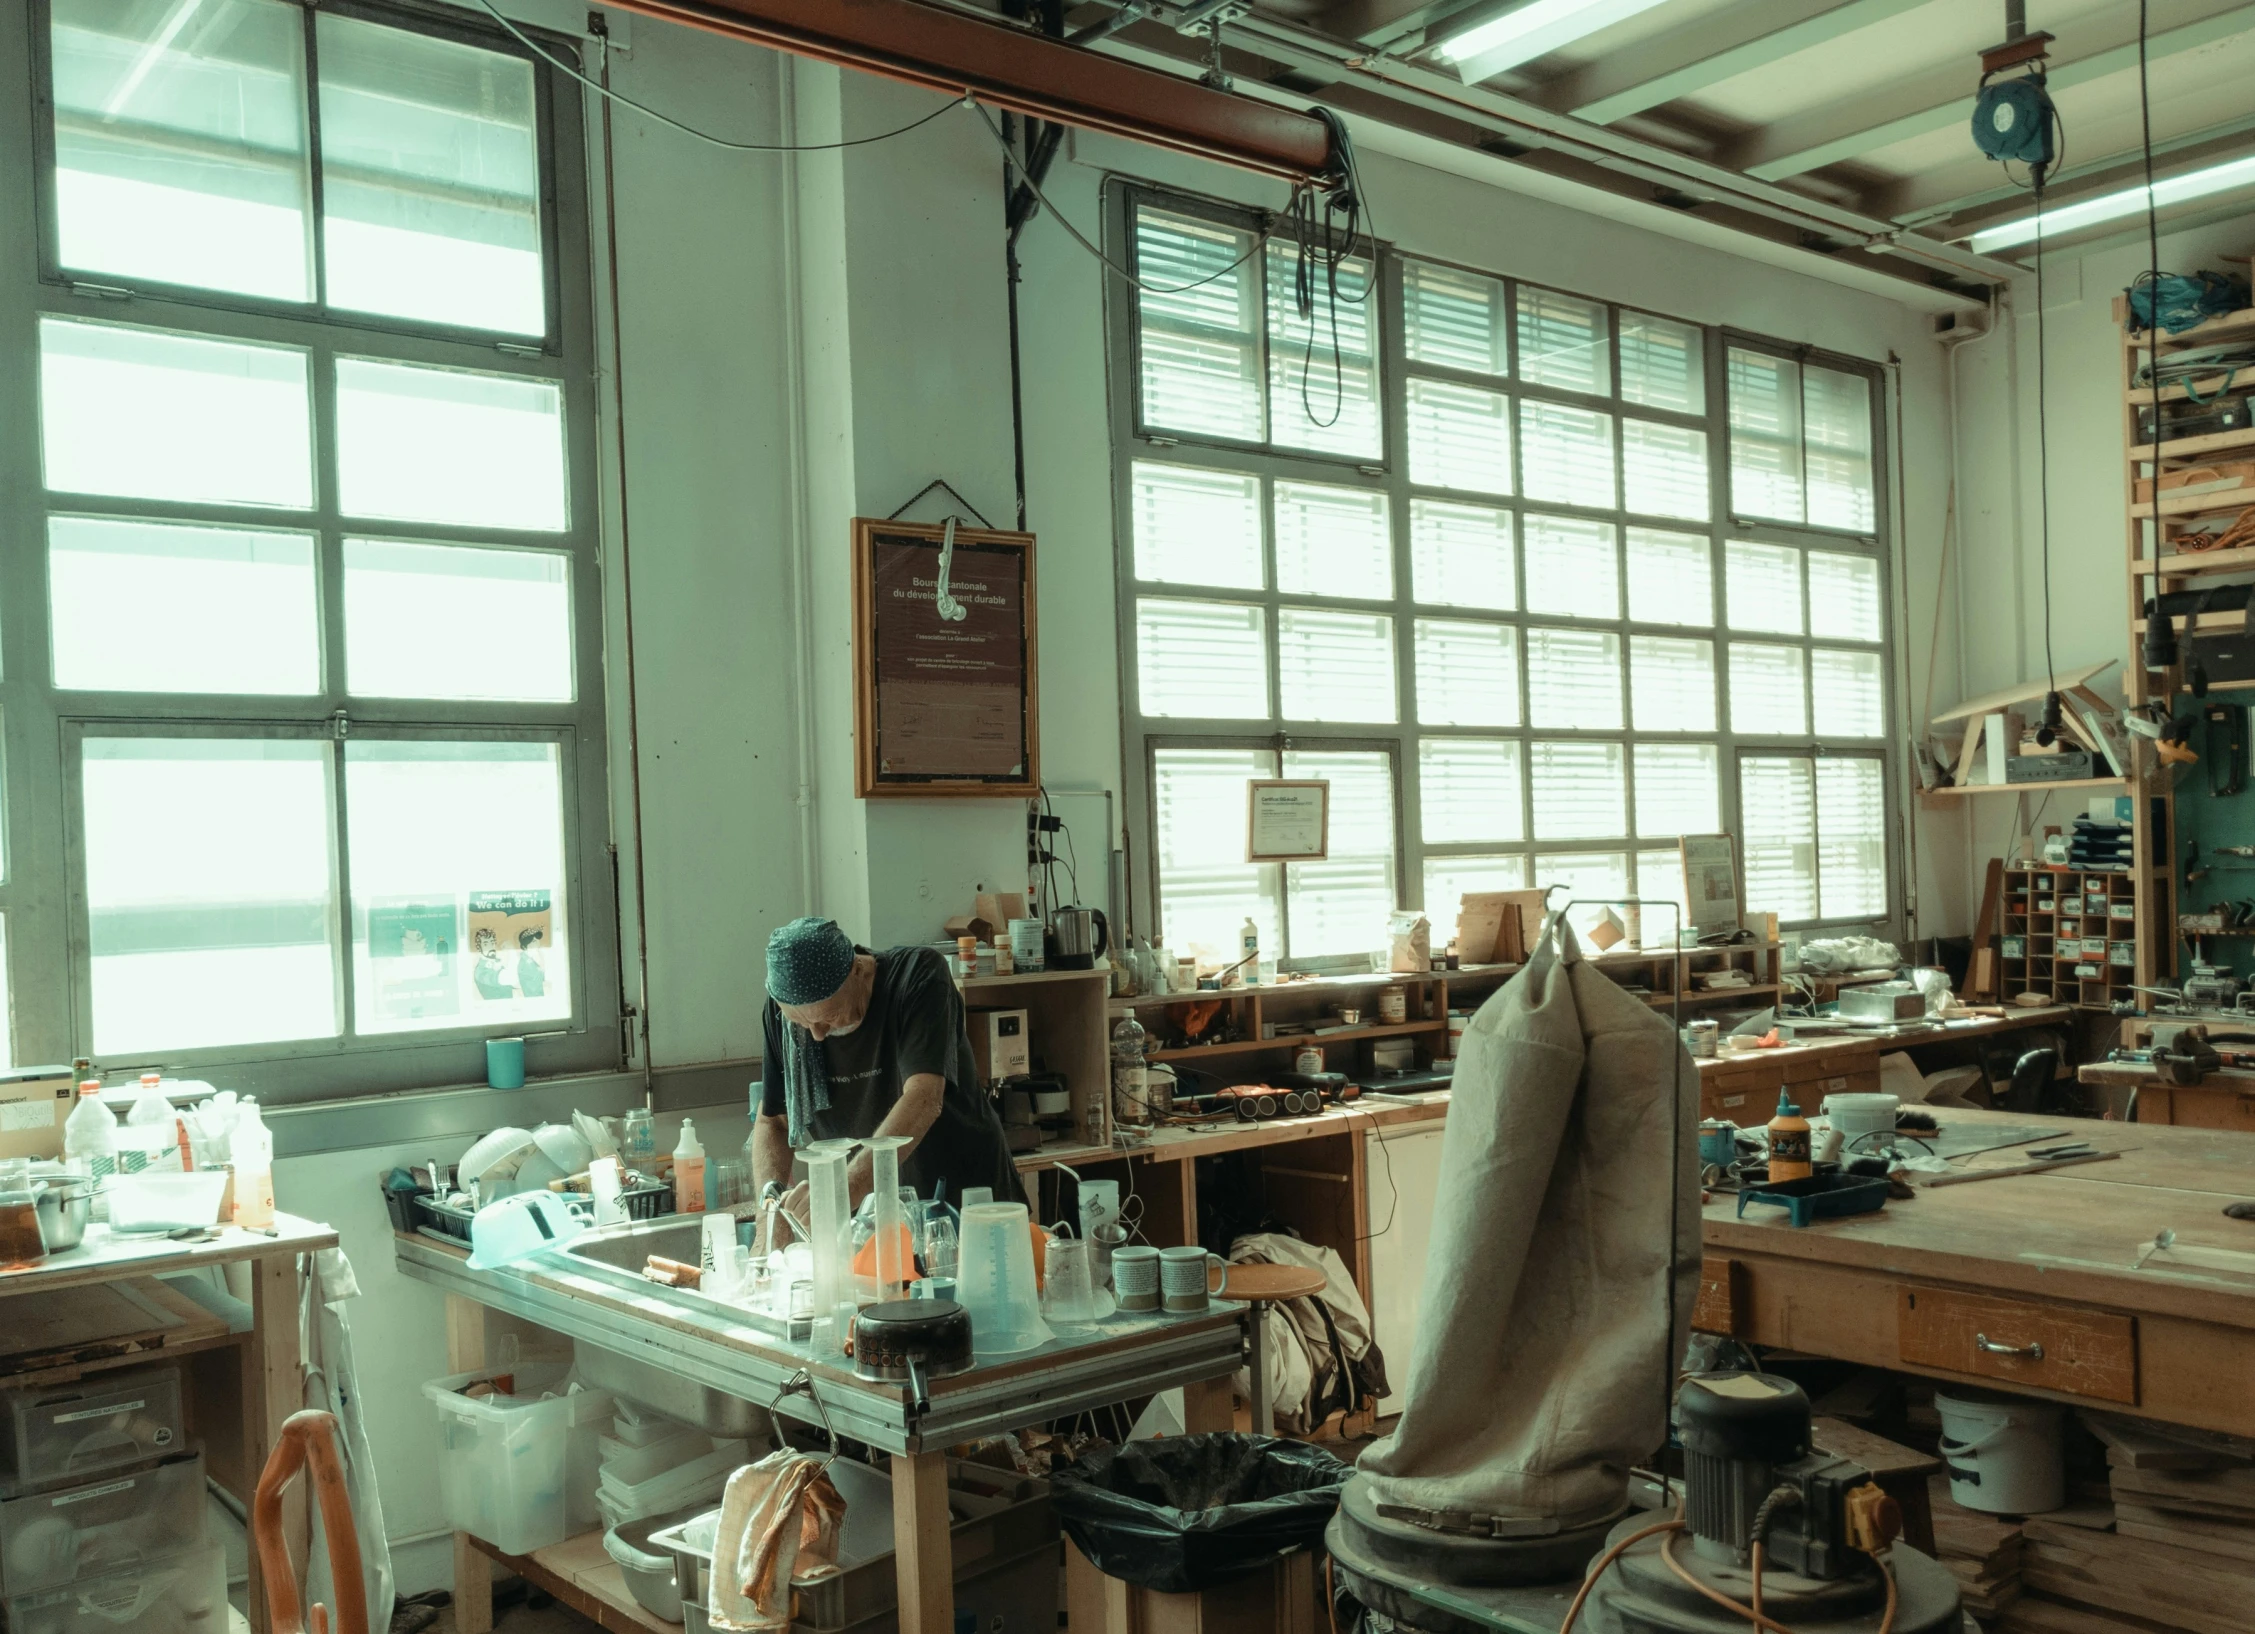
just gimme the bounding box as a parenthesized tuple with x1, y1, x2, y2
(1112, 188, 1893, 968)
(0, 0, 617, 1098)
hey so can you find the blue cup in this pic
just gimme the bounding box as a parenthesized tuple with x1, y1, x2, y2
(485, 1036, 527, 1090)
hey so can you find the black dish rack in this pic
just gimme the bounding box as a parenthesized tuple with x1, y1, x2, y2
(390, 1170, 674, 1245)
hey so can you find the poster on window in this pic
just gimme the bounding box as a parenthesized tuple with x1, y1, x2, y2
(367, 900, 461, 1024)
(468, 890, 554, 1003)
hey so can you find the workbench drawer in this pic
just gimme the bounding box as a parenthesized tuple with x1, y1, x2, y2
(1702, 1066, 1777, 1126)
(1897, 1286, 2137, 1404)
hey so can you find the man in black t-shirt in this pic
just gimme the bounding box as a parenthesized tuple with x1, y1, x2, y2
(753, 916, 1020, 1215)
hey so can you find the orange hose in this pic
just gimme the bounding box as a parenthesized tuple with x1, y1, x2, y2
(1752, 1539, 1765, 1623)
(1557, 1517, 1686, 1634)
(1660, 1528, 1803, 1634)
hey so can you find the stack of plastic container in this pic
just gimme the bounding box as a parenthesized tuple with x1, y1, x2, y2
(422, 1361, 612, 1556)
(0, 1363, 221, 1634)
(595, 1401, 747, 1530)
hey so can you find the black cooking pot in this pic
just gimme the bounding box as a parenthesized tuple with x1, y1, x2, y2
(851, 1299, 973, 1413)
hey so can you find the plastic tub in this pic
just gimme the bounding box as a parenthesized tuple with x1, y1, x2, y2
(422, 1363, 609, 1556)
(1937, 1389, 2065, 1515)
(605, 1507, 702, 1623)
(595, 1440, 746, 1529)
(0, 1538, 225, 1634)
(0, 1367, 184, 1494)
(105, 1173, 229, 1234)
(0, 1452, 206, 1593)
(1824, 1093, 1900, 1149)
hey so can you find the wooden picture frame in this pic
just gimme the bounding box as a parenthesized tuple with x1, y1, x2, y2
(853, 518, 1039, 797)
(1247, 779, 1329, 862)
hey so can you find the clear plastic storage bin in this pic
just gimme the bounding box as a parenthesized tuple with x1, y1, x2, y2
(423, 1363, 611, 1557)
(0, 1452, 205, 1594)
(0, 1367, 185, 1493)
(0, 1539, 225, 1634)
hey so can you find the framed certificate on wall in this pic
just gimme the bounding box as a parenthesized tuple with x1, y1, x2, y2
(853, 518, 1039, 797)
(1247, 779, 1329, 862)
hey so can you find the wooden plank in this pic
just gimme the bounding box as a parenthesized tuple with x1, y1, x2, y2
(1997, 1593, 2186, 1634)
(2116, 1507, 2255, 1564)
(1693, 1256, 1742, 1336)
(892, 1448, 955, 1634)
(245, 1254, 305, 1634)
(2131, 542, 2255, 577)
(0, 1274, 226, 1376)
(1969, 858, 2005, 1000)
(1181, 1374, 1234, 1434)
(1932, 661, 2119, 724)
(469, 1534, 676, 1634)
(448, 1294, 496, 1634)
(2022, 1517, 2255, 1634)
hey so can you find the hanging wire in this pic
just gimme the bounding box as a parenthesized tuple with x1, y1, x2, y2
(470, 0, 963, 153)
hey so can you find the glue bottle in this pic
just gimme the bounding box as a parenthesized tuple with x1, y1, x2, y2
(674, 1120, 707, 1214)
(1766, 1090, 1812, 1184)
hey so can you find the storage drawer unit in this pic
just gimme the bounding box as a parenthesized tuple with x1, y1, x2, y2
(0, 1367, 184, 1494)
(0, 1538, 224, 1634)
(1897, 1286, 2137, 1403)
(0, 1452, 205, 1594)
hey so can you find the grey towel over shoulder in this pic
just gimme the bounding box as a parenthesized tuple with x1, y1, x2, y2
(1356, 914, 1701, 1530)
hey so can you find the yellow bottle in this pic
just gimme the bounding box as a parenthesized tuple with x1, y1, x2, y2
(1767, 1090, 1813, 1184)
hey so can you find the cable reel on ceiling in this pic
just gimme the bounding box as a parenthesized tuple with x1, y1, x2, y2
(1970, 6, 2060, 183)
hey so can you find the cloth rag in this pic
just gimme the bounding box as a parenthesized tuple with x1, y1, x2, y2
(707, 1450, 846, 1633)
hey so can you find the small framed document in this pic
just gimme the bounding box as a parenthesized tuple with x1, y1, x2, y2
(1681, 834, 1742, 939)
(1247, 779, 1329, 863)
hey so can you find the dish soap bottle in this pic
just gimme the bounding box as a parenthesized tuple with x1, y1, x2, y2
(1766, 1090, 1812, 1184)
(674, 1120, 706, 1214)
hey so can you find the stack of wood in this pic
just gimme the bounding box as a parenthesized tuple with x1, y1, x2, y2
(1928, 1476, 2024, 1620)
(2092, 1413, 2255, 1564)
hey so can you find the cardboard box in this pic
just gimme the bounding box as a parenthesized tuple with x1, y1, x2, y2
(1454, 888, 1550, 964)
(0, 1069, 76, 1161)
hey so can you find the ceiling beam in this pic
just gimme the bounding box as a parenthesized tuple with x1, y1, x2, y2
(1731, 1, 2255, 182)
(1886, 108, 2255, 229)
(1542, 0, 1930, 127)
(1325, 0, 1493, 51)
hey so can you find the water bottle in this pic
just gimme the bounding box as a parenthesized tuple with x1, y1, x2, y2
(1111, 1014, 1151, 1126)
(64, 1080, 117, 1182)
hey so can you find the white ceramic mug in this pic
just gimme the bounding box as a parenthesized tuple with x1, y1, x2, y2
(1159, 1246, 1232, 1313)
(1112, 1244, 1161, 1312)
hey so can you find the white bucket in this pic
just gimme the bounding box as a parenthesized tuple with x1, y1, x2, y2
(1825, 1092, 1899, 1151)
(1936, 1388, 2065, 1514)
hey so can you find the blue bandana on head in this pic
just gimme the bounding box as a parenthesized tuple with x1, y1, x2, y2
(765, 918, 855, 1147)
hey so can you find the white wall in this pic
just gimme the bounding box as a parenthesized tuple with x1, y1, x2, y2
(298, 6, 1998, 1595)
(1947, 214, 2255, 911)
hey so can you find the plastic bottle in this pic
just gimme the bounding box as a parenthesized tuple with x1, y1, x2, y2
(1239, 918, 1260, 973)
(1766, 1090, 1812, 1184)
(622, 1106, 656, 1163)
(64, 1080, 117, 1182)
(1111, 1014, 1151, 1126)
(674, 1120, 706, 1214)
(122, 1074, 180, 1175)
(233, 1100, 275, 1229)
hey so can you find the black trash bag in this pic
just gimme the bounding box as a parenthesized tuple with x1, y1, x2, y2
(1051, 1434, 1350, 1593)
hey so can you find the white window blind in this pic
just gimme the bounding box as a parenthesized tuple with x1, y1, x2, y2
(1525, 514, 1618, 618)
(1517, 288, 1609, 395)
(1804, 365, 1876, 532)
(1275, 480, 1390, 597)
(1535, 850, 1629, 939)
(1152, 747, 1281, 962)
(1816, 758, 1887, 919)
(1727, 348, 1804, 523)
(1629, 635, 1716, 732)
(1134, 205, 1263, 442)
(1728, 643, 1809, 736)
(1527, 626, 1623, 730)
(1136, 599, 1269, 718)
(1132, 461, 1263, 589)
(1521, 399, 1616, 510)
(1812, 647, 1885, 737)
(1265, 245, 1381, 459)
(1282, 750, 1395, 957)
(1404, 260, 1505, 375)
(1624, 528, 1713, 625)
(1423, 856, 1530, 926)
(1634, 742, 1721, 837)
(1808, 550, 1882, 641)
(1634, 848, 1691, 925)
(1620, 312, 1704, 414)
(1622, 419, 1709, 521)
(1530, 739, 1626, 839)
(1415, 619, 1519, 727)
(1419, 738, 1524, 844)
(1279, 608, 1397, 723)
(1408, 378, 1513, 494)
(1740, 756, 1818, 922)
(1725, 540, 1804, 634)
(1410, 499, 1515, 610)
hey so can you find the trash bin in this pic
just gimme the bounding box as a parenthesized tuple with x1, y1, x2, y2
(1052, 1434, 1349, 1594)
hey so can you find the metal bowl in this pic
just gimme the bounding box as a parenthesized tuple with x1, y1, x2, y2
(36, 1183, 94, 1252)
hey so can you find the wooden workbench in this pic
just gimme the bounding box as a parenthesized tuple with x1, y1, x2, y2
(0, 1213, 335, 1634)
(2081, 1057, 2255, 1128)
(1697, 1005, 2075, 1124)
(1698, 1110, 2255, 1438)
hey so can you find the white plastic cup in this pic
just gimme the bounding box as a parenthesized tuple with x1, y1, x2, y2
(956, 1202, 1053, 1355)
(1077, 1179, 1121, 1244)
(1044, 1237, 1099, 1328)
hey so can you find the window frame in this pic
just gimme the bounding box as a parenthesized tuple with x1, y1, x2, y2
(1108, 181, 1901, 965)
(0, 0, 618, 1101)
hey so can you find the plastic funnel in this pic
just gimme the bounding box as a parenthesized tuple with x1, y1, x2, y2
(956, 1201, 1051, 1355)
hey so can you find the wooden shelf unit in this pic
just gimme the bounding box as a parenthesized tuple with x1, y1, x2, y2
(2000, 864, 2139, 1009)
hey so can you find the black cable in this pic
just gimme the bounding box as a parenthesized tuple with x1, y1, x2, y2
(2035, 177, 2056, 708)
(2140, 1, 2163, 583)
(472, 0, 962, 153)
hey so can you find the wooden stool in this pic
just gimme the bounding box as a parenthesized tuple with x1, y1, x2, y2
(1212, 1261, 1329, 1435)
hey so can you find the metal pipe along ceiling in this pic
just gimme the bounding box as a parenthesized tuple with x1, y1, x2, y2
(590, 0, 1338, 182)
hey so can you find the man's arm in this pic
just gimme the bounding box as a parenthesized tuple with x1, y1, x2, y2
(750, 1112, 794, 1198)
(846, 1072, 944, 1206)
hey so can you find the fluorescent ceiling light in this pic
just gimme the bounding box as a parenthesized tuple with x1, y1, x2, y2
(1970, 153, 2255, 252)
(1436, 0, 1674, 84)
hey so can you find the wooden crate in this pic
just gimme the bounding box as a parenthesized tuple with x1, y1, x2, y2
(1065, 1540, 1321, 1634)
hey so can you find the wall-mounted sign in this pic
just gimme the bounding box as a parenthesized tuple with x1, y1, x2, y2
(1247, 779, 1330, 863)
(1680, 834, 1742, 939)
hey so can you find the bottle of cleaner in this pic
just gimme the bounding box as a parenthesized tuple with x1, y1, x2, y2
(122, 1074, 179, 1175)
(64, 1080, 117, 1182)
(1766, 1090, 1812, 1184)
(674, 1120, 707, 1214)
(233, 1099, 275, 1230)
(1240, 918, 1260, 970)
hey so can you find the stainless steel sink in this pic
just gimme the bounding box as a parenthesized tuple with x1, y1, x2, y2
(559, 1212, 781, 1437)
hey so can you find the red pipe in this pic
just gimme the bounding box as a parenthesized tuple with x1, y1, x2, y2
(595, 0, 1335, 182)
